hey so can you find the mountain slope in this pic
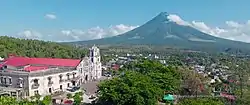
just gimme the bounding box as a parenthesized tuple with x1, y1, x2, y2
(71, 12, 250, 53)
(0, 36, 86, 58)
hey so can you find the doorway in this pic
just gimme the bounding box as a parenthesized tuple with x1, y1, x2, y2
(85, 75, 88, 81)
(72, 81, 76, 86)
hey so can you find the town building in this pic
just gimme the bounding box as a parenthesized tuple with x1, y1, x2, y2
(0, 46, 102, 98)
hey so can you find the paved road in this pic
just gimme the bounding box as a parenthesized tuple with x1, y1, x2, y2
(82, 76, 109, 95)
(82, 76, 109, 103)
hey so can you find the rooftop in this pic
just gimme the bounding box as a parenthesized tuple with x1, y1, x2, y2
(0, 55, 81, 72)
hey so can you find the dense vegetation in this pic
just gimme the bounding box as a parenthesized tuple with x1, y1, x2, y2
(0, 36, 86, 58)
(96, 60, 225, 105)
(0, 92, 83, 105)
(0, 95, 52, 105)
(178, 98, 224, 105)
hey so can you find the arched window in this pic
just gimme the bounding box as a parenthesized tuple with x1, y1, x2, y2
(48, 76, 52, 81)
(59, 74, 63, 82)
(59, 74, 63, 79)
(33, 79, 38, 84)
(8, 77, 12, 84)
(73, 72, 77, 78)
(66, 73, 70, 80)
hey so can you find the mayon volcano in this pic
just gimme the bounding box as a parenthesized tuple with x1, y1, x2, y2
(71, 12, 250, 52)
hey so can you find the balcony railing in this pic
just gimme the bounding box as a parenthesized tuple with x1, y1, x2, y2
(72, 76, 81, 81)
(65, 76, 81, 82)
(31, 83, 39, 89)
(59, 79, 64, 83)
(0, 83, 12, 86)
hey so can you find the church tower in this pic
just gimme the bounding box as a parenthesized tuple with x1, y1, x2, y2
(89, 45, 102, 80)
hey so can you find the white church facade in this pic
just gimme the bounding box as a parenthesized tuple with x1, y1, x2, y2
(80, 45, 102, 83)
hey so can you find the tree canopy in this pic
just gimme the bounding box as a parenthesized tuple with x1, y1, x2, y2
(178, 98, 224, 105)
(0, 36, 86, 58)
(0, 95, 52, 105)
(97, 60, 181, 105)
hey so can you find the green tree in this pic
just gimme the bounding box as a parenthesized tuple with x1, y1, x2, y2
(98, 71, 162, 105)
(41, 95, 52, 105)
(19, 98, 35, 105)
(178, 98, 224, 105)
(67, 93, 73, 99)
(73, 92, 83, 105)
(0, 36, 86, 58)
(0, 96, 19, 105)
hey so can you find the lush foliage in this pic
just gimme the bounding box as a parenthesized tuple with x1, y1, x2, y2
(178, 98, 224, 105)
(41, 95, 52, 105)
(0, 95, 52, 105)
(0, 36, 86, 58)
(98, 71, 162, 105)
(97, 60, 181, 105)
(73, 92, 83, 105)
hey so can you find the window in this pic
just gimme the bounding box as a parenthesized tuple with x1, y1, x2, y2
(73, 72, 77, 78)
(4, 78, 6, 84)
(49, 88, 52, 93)
(9, 78, 12, 84)
(59, 74, 62, 80)
(85, 75, 88, 81)
(34, 79, 38, 83)
(26, 91, 29, 96)
(48, 77, 52, 81)
(34, 79, 38, 84)
(67, 74, 70, 80)
(80, 68, 83, 73)
(34, 90, 39, 95)
(60, 85, 63, 90)
(67, 83, 70, 87)
(59, 74, 63, 82)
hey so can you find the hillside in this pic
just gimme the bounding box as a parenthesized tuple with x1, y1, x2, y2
(0, 36, 86, 58)
(70, 12, 250, 53)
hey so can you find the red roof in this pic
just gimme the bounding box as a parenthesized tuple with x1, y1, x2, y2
(111, 64, 120, 70)
(64, 100, 73, 104)
(220, 92, 235, 100)
(0, 56, 81, 72)
(24, 66, 49, 72)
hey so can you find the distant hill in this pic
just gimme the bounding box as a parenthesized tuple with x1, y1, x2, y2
(0, 36, 86, 58)
(69, 12, 250, 54)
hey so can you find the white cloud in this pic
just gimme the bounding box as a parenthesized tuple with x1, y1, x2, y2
(14, 24, 138, 42)
(167, 14, 189, 26)
(59, 24, 139, 42)
(167, 14, 250, 43)
(225, 21, 242, 28)
(45, 14, 57, 20)
(17, 30, 43, 40)
(192, 20, 250, 42)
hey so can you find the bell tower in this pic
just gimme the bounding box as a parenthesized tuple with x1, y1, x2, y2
(89, 45, 102, 79)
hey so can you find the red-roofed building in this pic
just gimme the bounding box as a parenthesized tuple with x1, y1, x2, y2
(0, 46, 102, 100)
(220, 92, 236, 100)
(111, 64, 120, 70)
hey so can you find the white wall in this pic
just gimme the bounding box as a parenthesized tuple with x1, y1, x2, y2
(28, 70, 78, 97)
(89, 46, 102, 80)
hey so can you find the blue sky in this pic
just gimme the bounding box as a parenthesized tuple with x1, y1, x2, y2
(1, 0, 250, 42)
